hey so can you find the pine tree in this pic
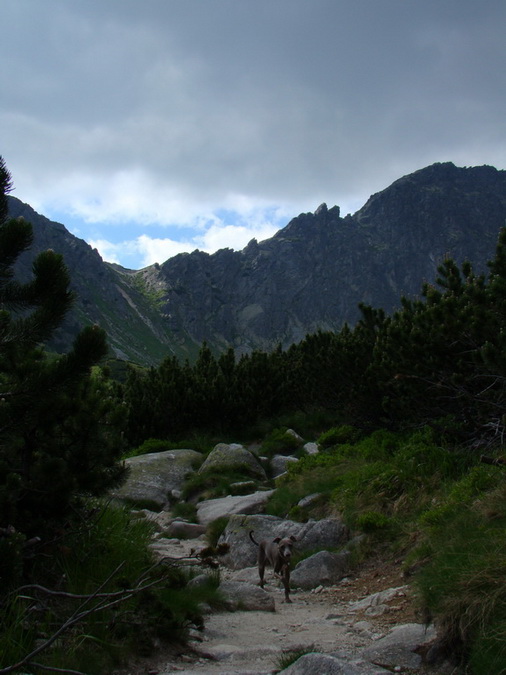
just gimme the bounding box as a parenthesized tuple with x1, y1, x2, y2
(0, 158, 126, 585)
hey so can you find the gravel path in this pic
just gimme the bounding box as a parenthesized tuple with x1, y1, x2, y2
(122, 536, 429, 675)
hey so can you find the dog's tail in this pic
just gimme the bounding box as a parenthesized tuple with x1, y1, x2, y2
(249, 530, 259, 547)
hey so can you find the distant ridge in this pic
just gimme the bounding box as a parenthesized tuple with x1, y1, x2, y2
(8, 162, 506, 365)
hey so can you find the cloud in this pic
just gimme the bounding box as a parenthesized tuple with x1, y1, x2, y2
(2, 0, 506, 268)
(92, 217, 282, 268)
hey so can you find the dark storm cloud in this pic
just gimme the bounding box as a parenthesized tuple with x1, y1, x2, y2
(1, 0, 505, 265)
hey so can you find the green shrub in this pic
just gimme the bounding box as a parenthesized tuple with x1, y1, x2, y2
(206, 516, 229, 547)
(265, 483, 303, 518)
(418, 466, 500, 532)
(417, 484, 506, 673)
(260, 427, 302, 458)
(171, 501, 198, 522)
(447, 465, 500, 502)
(0, 501, 221, 673)
(276, 647, 314, 670)
(125, 437, 174, 458)
(182, 466, 260, 502)
(348, 428, 401, 460)
(356, 511, 392, 533)
(317, 424, 361, 448)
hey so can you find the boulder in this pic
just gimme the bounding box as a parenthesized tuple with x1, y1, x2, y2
(218, 514, 349, 569)
(226, 566, 259, 584)
(348, 586, 408, 614)
(198, 442, 267, 480)
(297, 493, 322, 509)
(271, 454, 299, 478)
(111, 449, 201, 510)
(303, 442, 319, 455)
(196, 490, 275, 525)
(361, 623, 437, 671)
(291, 550, 350, 589)
(279, 652, 389, 674)
(218, 580, 275, 611)
(166, 520, 207, 539)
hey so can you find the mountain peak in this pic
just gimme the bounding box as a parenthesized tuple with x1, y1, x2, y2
(7, 162, 506, 364)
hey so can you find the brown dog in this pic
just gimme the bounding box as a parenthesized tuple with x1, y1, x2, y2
(249, 530, 297, 602)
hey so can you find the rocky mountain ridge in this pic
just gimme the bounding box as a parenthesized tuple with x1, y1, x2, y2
(8, 162, 506, 365)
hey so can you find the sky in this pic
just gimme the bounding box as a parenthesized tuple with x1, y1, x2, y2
(1, 1, 505, 270)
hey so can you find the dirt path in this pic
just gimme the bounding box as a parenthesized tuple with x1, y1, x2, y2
(123, 537, 424, 675)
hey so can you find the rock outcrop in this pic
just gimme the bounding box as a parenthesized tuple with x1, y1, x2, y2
(112, 448, 201, 510)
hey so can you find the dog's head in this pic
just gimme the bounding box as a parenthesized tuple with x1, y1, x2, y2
(274, 535, 297, 561)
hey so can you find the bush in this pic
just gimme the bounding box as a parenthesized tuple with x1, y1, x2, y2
(317, 424, 362, 448)
(356, 511, 392, 533)
(417, 498, 506, 672)
(0, 501, 222, 673)
(181, 466, 260, 502)
(126, 438, 175, 457)
(206, 516, 229, 547)
(259, 427, 302, 458)
(171, 501, 198, 522)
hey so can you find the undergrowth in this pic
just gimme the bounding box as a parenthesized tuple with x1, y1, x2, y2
(265, 423, 506, 673)
(182, 465, 261, 502)
(0, 501, 223, 673)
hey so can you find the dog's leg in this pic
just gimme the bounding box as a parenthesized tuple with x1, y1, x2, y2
(281, 564, 292, 603)
(258, 544, 266, 588)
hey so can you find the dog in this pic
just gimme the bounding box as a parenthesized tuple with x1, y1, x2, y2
(249, 530, 297, 602)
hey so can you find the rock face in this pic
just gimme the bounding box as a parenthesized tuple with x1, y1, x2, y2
(148, 163, 506, 356)
(9, 162, 506, 364)
(8, 198, 175, 364)
(111, 448, 201, 509)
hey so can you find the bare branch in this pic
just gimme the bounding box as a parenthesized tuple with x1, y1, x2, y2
(0, 563, 126, 675)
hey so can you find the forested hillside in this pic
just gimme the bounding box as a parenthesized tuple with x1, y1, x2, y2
(121, 227, 506, 450)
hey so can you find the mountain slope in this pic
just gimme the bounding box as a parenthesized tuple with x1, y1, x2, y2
(141, 162, 506, 354)
(8, 198, 177, 364)
(8, 162, 506, 364)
